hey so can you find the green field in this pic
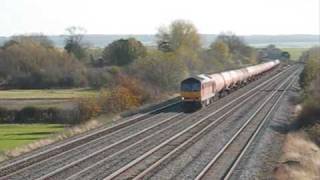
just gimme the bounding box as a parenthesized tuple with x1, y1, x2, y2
(0, 124, 64, 151)
(281, 48, 308, 61)
(0, 88, 98, 99)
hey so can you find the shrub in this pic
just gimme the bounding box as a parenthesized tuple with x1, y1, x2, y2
(297, 100, 320, 128)
(16, 107, 42, 123)
(106, 87, 139, 113)
(76, 98, 102, 123)
(87, 68, 112, 89)
(0, 107, 15, 123)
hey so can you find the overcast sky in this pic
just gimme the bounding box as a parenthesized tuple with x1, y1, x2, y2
(1, 0, 319, 36)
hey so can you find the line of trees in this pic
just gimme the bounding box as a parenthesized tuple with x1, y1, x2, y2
(0, 35, 87, 88)
(0, 20, 261, 117)
(0, 20, 258, 91)
(298, 47, 320, 136)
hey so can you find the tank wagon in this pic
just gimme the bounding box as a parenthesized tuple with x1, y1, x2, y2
(180, 60, 280, 109)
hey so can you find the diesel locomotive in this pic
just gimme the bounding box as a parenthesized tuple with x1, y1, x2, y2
(180, 60, 280, 109)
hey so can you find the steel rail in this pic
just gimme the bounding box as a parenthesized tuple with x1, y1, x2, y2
(222, 75, 298, 180)
(102, 66, 294, 180)
(130, 66, 297, 180)
(0, 99, 180, 177)
(194, 68, 299, 180)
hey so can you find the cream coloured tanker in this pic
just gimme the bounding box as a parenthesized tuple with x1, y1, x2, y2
(180, 60, 280, 109)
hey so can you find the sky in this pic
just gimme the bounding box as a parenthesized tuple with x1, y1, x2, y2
(0, 0, 319, 36)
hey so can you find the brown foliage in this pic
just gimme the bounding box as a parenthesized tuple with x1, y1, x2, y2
(102, 75, 149, 113)
(76, 98, 102, 122)
(105, 86, 140, 113)
(0, 36, 87, 88)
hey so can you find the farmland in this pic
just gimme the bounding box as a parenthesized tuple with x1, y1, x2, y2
(0, 124, 64, 151)
(281, 48, 307, 61)
(0, 88, 98, 100)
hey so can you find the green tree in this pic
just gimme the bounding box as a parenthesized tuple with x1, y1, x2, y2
(299, 47, 320, 89)
(214, 33, 257, 65)
(210, 40, 230, 60)
(64, 26, 88, 61)
(102, 38, 146, 66)
(156, 20, 201, 52)
(215, 33, 246, 53)
(130, 51, 188, 90)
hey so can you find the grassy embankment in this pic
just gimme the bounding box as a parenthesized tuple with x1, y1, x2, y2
(274, 47, 320, 180)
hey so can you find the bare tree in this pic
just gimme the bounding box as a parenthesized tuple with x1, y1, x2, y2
(64, 26, 88, 61)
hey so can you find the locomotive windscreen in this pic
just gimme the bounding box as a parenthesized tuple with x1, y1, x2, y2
(181, 78, 201, 92)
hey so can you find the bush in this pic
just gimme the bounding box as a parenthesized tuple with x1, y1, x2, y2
(297, 100, 320, 127)
(15, 107, 40, 123)
(0, 106, 90, 124)
(76, 98, 102, 122)
(104, 86, 140, 113)
(0, 107, 14, 123)
(87, 68, 112, 89)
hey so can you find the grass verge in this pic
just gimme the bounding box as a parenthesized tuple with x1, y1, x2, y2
(0, 120, 103, 162)
(0, 124, 65, 151)
(0, 88, 98, 99)
(274, 103, 320, 180)
(274, 132, 320, 180)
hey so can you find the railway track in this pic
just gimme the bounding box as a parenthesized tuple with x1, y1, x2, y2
(194, 68, 299, 180)
(0, 64, 298, 180)
(0, 99, 182, 177)
(0, 77, 270, 180)
(95, 66, 299, 180)
(36, 65, 297, 180)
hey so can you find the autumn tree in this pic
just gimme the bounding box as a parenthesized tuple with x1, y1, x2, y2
(210, 40, 230, 61)
(156, 20, 201, 52)
(102, 38, 146, 66)
(130, 50, 188, 91)
(213, 33, 257, 64)
(0, 36, 87, 88)
(215, 33, 246, 53)
(299, 47, 320, 89)
(64, 26, 88, 61)
(156, 20, 203, 72)
(3, 34, 54, 49)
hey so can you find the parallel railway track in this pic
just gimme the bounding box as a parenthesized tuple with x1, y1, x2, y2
(0, 64, 299, 180)
(96, 66, 299, 180)
(195, 68, 299, 180)
(0, 99, 182, 178)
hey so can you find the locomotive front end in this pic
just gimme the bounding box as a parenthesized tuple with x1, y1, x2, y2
(180, 78, 202, 109)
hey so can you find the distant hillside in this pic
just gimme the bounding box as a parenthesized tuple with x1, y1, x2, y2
(0, 34, 319, 48)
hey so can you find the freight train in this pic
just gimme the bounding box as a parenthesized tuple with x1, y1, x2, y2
(180, 60, 280, 109)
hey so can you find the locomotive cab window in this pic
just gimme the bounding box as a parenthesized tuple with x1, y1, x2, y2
(181, 78, 201, 92)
